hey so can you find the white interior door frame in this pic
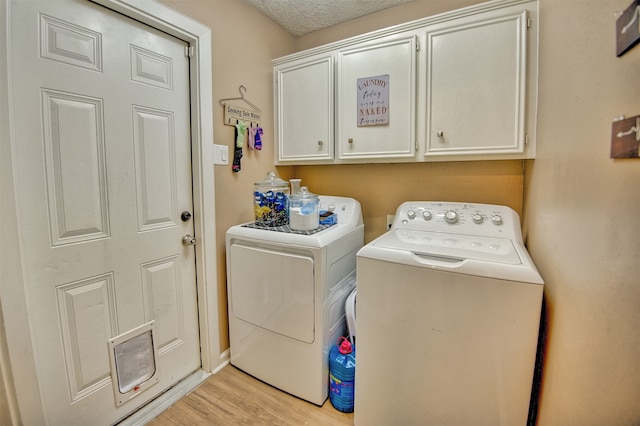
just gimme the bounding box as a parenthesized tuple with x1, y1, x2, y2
(0, 1, 220, 423)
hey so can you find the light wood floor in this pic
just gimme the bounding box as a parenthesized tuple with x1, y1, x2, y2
(147, 365, 354, 425)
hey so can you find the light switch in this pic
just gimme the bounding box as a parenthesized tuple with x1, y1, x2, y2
(213, 144, 229, 165)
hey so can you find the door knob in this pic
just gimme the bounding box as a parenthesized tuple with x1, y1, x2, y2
(182, 234, 196, 246)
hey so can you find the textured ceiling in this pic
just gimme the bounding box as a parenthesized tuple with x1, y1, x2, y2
(244, 0, 416, 36)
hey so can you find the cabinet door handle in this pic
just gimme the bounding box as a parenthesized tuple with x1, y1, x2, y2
(437, 131, 444, 137)
(348, 138, 354, 144)
(318, 140, 323, 146)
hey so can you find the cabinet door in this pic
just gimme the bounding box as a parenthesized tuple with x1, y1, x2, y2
(337, 35, 417, 160)
(425, 10, 528, 157)
(275, 54, 334, 163)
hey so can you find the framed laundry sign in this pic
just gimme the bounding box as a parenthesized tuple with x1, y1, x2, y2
(357, 74, 389, 127)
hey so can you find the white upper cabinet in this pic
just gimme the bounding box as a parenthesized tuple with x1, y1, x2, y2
(424, 7, 533, 159)
(336, 34, 417, 160)
(275, 53, 334, 162)
(273, 0, 538, 165)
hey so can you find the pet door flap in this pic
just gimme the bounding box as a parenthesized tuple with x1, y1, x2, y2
(108, 321, 160, 406)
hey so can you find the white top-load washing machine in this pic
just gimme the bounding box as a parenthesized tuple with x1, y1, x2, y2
(226, 195, 364, 405)
(355, 201, 543, 426)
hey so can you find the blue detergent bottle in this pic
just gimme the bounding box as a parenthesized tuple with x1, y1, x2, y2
(329, 337, 356, 412)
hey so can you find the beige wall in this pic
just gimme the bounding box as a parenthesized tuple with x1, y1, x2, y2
(158, 0, 296, 348)
(292, 161, 524, 243)
(525, 0, 640, 423)
(157, 0, 640, 423)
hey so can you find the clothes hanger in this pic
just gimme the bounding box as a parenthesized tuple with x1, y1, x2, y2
(218, 85, 262, 113)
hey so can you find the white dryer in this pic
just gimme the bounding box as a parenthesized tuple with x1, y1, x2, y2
(226, 195, 364, 405)
(355, 201, 543, 426)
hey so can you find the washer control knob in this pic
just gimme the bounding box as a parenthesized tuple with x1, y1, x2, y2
(407, 209, 416, 220)
(422, 211, 432, 221)
(491, 214, 503, 225)
(444, 210, 458, 224)
(472, 214, 483, 224)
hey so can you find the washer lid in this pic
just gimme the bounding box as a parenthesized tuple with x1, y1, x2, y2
(374, 229, 522, 265)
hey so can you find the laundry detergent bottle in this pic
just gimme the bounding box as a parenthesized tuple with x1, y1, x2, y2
(329, 337, 356, 412)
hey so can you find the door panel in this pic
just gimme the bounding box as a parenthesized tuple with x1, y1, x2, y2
(425, 11, 527, 156)
(337, 35, 417, 159)
(133, 106, 178, 231)
(9, 0, 200, 423)
(57, 273, 117, 401)
(229, 244, 315, 343)
(141, 255, 186, 353)
(42, 89, 110, 244)
(276, 54, 334, 162)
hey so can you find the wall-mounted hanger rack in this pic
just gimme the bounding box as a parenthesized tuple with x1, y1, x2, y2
(219, 85, 261, 112)
(219, 85, 262, 127)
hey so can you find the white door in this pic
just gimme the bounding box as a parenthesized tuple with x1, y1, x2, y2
(9, 0, 200, 424)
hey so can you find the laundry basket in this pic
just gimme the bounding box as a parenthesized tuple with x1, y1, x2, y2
(345, 288, 357, 345)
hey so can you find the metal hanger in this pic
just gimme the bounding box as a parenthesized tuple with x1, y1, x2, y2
(218, 85, 261, 113)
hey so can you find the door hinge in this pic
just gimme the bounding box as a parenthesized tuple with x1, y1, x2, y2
(525, 134, 529, 145)
(527, 17, 531, 29)
(185, 46, 195, 57)
(416, 37, 420, 52)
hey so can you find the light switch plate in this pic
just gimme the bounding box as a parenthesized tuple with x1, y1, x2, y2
(213, 144, 229, 165)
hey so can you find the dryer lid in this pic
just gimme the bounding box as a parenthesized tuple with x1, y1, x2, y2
(373, 229, 522, 265)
